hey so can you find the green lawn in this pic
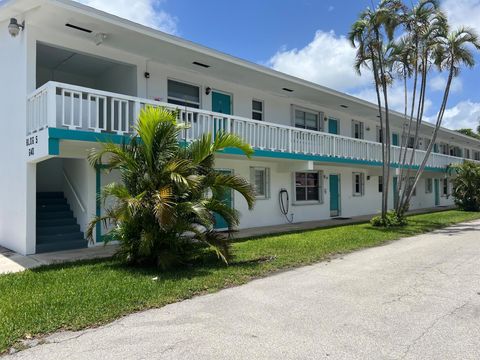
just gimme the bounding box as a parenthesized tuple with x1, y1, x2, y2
(1, 209, 480, 353)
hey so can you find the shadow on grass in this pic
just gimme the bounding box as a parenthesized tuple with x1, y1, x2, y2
(28, 250, 273, 282)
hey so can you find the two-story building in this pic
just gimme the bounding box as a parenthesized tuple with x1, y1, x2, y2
(1, 0, 479, 255)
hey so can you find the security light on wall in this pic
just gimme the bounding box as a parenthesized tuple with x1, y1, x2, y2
(8, 18, 24, 37)
(94, 33, 107, 46)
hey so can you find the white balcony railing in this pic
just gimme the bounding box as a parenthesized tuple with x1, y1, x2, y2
(27, 82, 473, 169)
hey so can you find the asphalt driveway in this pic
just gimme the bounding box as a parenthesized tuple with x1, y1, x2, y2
(5, 220, 480, 359)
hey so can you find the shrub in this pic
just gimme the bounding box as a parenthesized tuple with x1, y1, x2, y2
(452, 161, 480, 211)
(370, 210, 407, 227)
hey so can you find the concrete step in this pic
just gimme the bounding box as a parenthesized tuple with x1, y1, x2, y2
(37, 232, 84, 244)
(37, 198, 67, 205)
(37, 210, 73, 220)
(37, 204, 70, 212)
(36, 239, 88, 254)
(37, 192, 64, 199)
(37, 218, 78, 227)
(37, 224, 81, 236)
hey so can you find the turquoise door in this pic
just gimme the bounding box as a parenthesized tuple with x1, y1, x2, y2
(392, 133, 399, 146)
(214, 169, 233, 229)
(328, 118, 338, 134)
(212, 91, 231, 137)
(434, 179, 440, 206)
(393, 176, 399, 209)
(329, 174, 340, 216)
(212, 91, 231, 115)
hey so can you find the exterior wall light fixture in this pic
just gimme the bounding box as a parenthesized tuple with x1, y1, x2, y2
(8, 18, 25, 37)
(94, 33, 107, 46)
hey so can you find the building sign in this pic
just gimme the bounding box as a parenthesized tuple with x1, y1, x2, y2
(26, 135, 38, 157)
(25, 129, 49, 162)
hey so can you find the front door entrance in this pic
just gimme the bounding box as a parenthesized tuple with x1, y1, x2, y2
(212, 91, 231, 115)
(328, 118, 339, 135)
(214, 169, 233, 229)
(211, 91, 231, 137)
(329, 174, 340, 216)
(434, 178, 440, 206)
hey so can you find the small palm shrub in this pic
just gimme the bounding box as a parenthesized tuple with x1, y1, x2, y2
(452, 161, 480, 211)
(87, 106, 255, 268)
(370, 210, 407, 227)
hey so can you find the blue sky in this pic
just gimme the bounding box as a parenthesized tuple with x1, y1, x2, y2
(77, 0, 480, 131)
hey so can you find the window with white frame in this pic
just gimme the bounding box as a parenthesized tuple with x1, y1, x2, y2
(442, 178, 449, 196)
(252, 99, 264, 121)
(295, 171, 323, 202)
(352, 172, 365, 196)
(250, 167, 270, 199)
(464, 148, 471, 159)
(352, 120, 364, 139)
(167, 79, 200, 108)
(409, 177, 417, 196)
(378, 176, 383, 193)
(294, 107, 322, 131)
(425, 178, 433, 193)
(376, 126, 383, 143)
(407, 136, 415, 149)
(474, 151, 480, 161)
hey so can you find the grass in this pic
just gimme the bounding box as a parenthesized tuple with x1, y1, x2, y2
(1, 209, 480, 353)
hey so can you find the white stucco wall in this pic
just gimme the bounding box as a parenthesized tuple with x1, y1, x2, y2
(0, 18, 37, 254)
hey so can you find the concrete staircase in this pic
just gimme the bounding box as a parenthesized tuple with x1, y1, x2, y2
(36, 192, 87, 253)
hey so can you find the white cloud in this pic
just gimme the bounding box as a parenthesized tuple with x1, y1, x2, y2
(442, 0, 480, 33)
(429, 75, 463, 93)
(75, 0, 178, 34)
(268, 30, 372, 92)
(425, 100, 480, 130)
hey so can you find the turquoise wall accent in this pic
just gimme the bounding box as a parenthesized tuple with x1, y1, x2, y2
(48, 128, 447, 173)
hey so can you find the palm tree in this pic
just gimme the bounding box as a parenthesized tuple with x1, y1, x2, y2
(403, 27, 480, 208)
(86, 106, 256, 268)
(349, 0, 404, 221)
(395, 0, 448, 215)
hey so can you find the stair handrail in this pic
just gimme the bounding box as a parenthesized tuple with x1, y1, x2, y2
(62, 169, 86, 213)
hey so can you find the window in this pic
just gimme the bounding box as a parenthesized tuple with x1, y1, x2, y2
(409, 177, 416, 196)
(252, 100, 264, 121)
(352, 120, 364, 139)
(392, 132, 399, 146)
(474, 151, 480, 161)
(440, 143, 449, 155)
(425, 178, 433, 194)
(407, 136, 415, 149)
(378, 176, 383, 193)
(250, 167, 270, 199)
(294, 106, 322, 131)
(376, 126, 383, 143)
(352, 172, 365, 196)
(167, 80, 200, 108)
(442, 178, 449, 196)
(295, 172, 322, 202)
(424, 138, 431, 151)
(464, 148, 471, 159)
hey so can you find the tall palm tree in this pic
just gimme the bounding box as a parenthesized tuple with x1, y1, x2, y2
(86, 106, 256, 268)
(349, 0, 404, 221)
(395, 0, 448, 214)
(404, 27, 480, 206)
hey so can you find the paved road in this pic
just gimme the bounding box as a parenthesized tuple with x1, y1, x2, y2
(5, 220, 480, 359)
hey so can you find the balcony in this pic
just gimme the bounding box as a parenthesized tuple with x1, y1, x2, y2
(27, 82, 471, 170)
